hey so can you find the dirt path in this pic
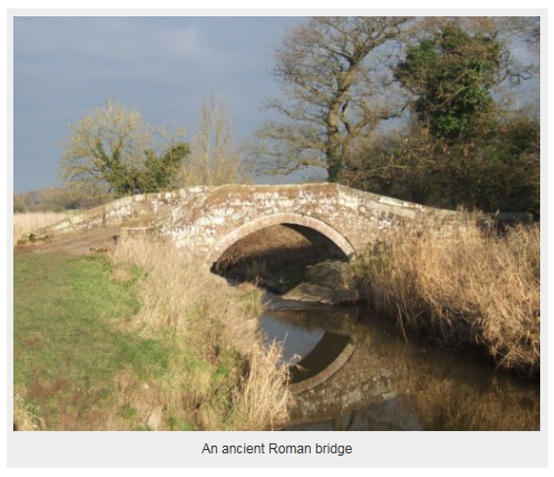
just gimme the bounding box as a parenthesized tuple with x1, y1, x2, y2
(14, 227, 121, 256)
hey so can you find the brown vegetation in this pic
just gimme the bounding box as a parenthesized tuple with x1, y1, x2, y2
(13, 211, 74, 245)
(354, 222, 540, 377)
(110, 237, 290, 430)
(399, 371, 540, 431)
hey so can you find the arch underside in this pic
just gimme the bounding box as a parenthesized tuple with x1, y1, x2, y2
(206, 213, 356, 266)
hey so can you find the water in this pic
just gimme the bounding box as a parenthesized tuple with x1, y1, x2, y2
(260, 297, 540, 431)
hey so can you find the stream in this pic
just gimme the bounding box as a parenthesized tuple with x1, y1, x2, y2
(260, 296, 540, 431)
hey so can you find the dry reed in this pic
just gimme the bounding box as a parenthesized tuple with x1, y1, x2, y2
(110, 236, 290, 430)
(227, 341, 291, 431)
(358, 223, 540, 376)
(13, 211, 74, 244)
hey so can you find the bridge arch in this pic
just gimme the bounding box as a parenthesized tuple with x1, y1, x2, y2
(206, 213, 356, 267)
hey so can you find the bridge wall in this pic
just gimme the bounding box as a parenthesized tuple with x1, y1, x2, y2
(18, 187, 207, 243)
(23, 183, 471, 263)
(154, 184, 469, 265)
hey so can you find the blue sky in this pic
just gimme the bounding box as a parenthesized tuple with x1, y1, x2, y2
(13, 16, 305, 193)
(12, 14, 541, 194)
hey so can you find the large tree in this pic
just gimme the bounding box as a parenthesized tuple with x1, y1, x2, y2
(345, 21, 540, 216)
(59, 100, 189, 200)
(253, 16, 412, 182)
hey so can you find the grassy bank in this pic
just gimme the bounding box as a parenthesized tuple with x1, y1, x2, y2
(14, 239, 289, 431)
(352, 223, 540, 377)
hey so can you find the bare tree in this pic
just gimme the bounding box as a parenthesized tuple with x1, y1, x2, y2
(179, 96, 246, 187)
(251, 16, 412, 182)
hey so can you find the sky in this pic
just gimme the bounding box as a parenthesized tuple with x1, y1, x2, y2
(12, 13, 541, 194)
(13, 16, 305, 193)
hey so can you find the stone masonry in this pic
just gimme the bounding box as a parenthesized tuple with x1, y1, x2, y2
(24, 183, 471, 266)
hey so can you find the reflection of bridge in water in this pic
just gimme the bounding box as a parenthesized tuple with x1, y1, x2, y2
(263, 304, 540, 432)
(287, 332, 408, 431)
(263, 305, 407, 430)
(288, 331, 355, 394)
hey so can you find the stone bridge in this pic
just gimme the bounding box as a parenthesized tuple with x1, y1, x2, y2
(24, 183, 469, 266)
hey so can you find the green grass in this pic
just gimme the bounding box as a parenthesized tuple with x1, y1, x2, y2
(13, 253, 173, 430)
(14, 246, 289, 431)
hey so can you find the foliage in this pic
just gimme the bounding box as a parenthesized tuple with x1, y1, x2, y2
(344, 112, 539, 216)
(252, 16, 412, 182)
(14, 186, 112, 213)
(394, 24, 502, 141)
(59, 100, 189, 200)
(14, 188, 67, 213)
(142, 142, 190, 192)
(345, 21, 540, 218)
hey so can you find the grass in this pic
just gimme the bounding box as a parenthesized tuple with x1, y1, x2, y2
(14, 237, 290, 431)
(13, 253, 172, 430)
(352, 222, 540, 377)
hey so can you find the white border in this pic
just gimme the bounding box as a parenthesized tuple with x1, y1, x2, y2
(4, 2, 550, 471)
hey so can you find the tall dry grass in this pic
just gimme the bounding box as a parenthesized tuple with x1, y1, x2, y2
(110, 237, 290, 430)
(356, 223, 540, 376)
(13, 211, 74, 244)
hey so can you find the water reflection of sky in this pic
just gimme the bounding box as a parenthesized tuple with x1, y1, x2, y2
(260, 313, 325, 365)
